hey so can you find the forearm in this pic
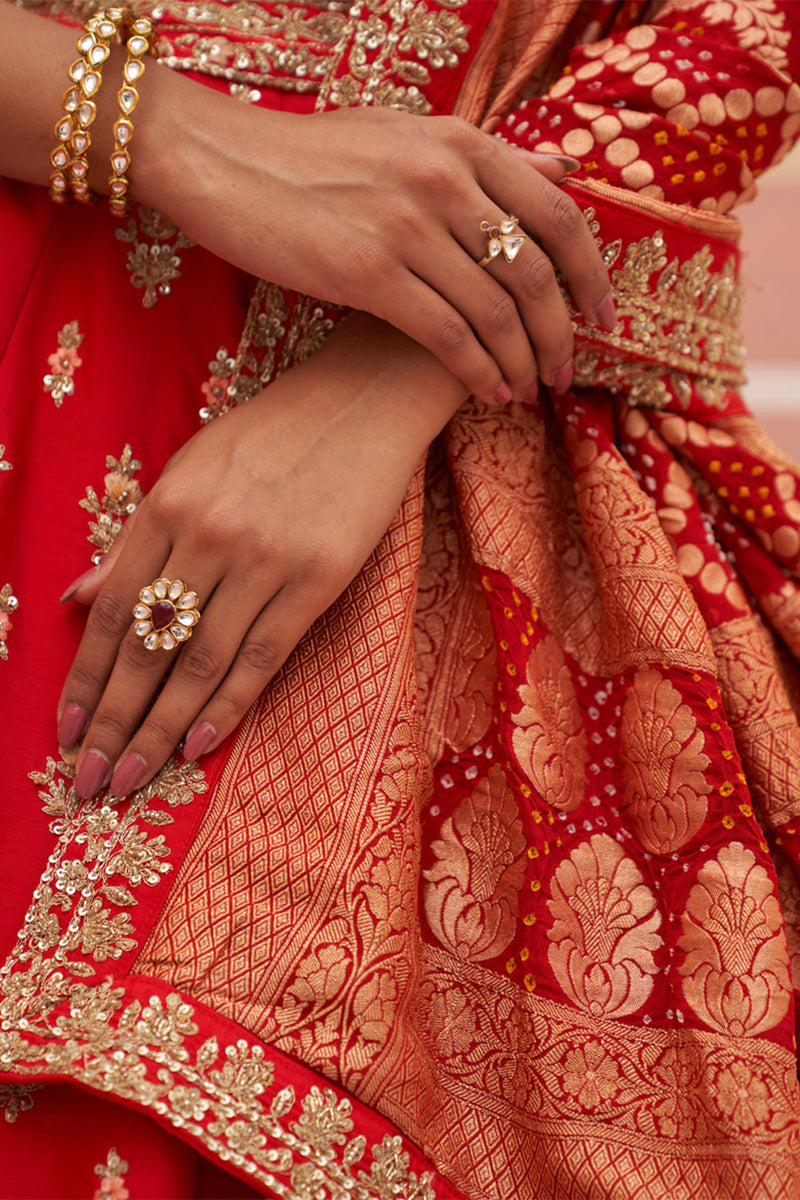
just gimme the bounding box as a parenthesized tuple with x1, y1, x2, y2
(0, 1, 242, 211)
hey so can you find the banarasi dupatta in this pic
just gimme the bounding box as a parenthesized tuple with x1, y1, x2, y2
(2, 1, 800, 1196)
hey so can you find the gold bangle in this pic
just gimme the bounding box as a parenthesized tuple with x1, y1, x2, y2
(49, 11, 125, 205)
(108, 16, 156, 218)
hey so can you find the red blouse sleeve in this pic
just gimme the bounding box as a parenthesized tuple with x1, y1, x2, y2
(494, 1, 800, 415)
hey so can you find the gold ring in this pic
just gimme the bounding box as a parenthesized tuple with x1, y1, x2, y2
(133, 577, 201, 651)
(478, 215, 528, 267)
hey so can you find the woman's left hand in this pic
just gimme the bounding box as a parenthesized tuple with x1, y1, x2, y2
(56, 316, 466, 799)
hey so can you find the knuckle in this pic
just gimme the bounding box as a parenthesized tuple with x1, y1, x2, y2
(549, 191, 583, 240)
(485, 291, 518, 337)
(89, 592, 133, 639)
(519, 253, 556, 301)
(434, 313, 471, 359)
(118, 634, 158, 672)
(239, 635, 284, 677)
(91, 709, 129, 740)
(139, 716, 178, 751)
(178, 642, 225, 686)
(438, 115, 477, 155)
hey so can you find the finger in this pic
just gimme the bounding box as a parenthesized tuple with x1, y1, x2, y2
(60, 507, 144, 607)
(71, 561, 223, 799)
(511, 149, 581, 183)
(473, 218, 574, 392)
(412, 231, 538, 400)
(56, 510, 170, 754)
(181, 588, 320, 768)
(375, 268, 504, 403)
(107, 574, 283, 795)
(479, 146, 614, 328)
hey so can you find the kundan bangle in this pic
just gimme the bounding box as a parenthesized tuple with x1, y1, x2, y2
(49, 11, 127, 205)
(108, 15, 156, 217)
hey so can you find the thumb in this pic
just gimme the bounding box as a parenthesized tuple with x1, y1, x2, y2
(512, 148, 581, 183)
(59, 507, 142, 605)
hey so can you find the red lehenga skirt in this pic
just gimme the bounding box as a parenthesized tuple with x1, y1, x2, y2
(3, 2, 800, 1198)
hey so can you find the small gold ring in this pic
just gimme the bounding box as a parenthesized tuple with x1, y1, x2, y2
(478, 215, 528, 268)
(133, 578, 201, 651)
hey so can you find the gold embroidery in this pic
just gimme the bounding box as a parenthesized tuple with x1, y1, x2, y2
(547, 834, 662, 1018)
(419, 948, 800, 1196)
(619, 666, 711, 854)
(0, 1083, 42, 1123)
(572, 212, 744, 410)
(114, 207, 194, 308)
(79, 445, 143, 565)
(710, 615, 800, 826)
(0, 444, 11, 472)
(511, 632, 588, 812)
(0, 583, 19, 663)
(323, 0, 469, 114)
(423, 762, 526, 961)
(43, 320, 83, 407)
(93, 1148, 129, 1200)
(661, 0, 791, 74)
(0, 977, 437, 1199)
(678, 841, 792, 1036)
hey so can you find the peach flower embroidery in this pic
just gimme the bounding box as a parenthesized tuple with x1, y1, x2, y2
(93, 1147, 129, 1200)
(0, 584, 19, 663)
(43, 320, 83, 408)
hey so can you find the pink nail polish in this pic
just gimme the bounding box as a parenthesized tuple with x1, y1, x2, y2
(59, 566, 98, 604)
(184, 722, 217, 761)
(491, 381, 513, 406)
(58, 702, 88, 749)
(522, 380, 539, 405)
(552, 362, 574, 394)
(110, 752, 148, 797)
(595, 294, 617, 333)
(75, 749, 110, 800)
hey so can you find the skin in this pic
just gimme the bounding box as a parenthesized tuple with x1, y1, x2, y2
(0, 2, 616, 796)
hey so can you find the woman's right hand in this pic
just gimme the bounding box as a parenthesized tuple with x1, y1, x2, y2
(135, 79, 614, 402)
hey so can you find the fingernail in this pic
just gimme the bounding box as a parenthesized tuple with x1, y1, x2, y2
(184, 722, 217, 761)
(595, 294, 617, 333)
(60, 566, 98, 604)
(522, 380, 539, 405)
(58, 703, 89, 749)
(552, 362, 574, 394)
(110, 752, 148, 797)
(491, 381, 513, 406)
(533, 152, 582, 173)
(75, 749, 111, 800)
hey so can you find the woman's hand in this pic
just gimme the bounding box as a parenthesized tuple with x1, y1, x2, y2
(135, 80, 614, 402)
(56, 316, 467, 799)
(0, 5, 613, 401)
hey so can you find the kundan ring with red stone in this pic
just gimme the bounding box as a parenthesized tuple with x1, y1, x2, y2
(133, 578, 201, 651)
(478, 214, 528, 267)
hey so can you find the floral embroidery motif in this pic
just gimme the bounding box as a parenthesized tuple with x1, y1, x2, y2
(93, 1148, 129, 1200)
(662, 0, 791, 74)
(547, 834, 663, 1018)
(199, 347, 235, 422)
(0, 1082, 41, 1123)
(678, 841, 792, 1036)
(572, 210, 744, 411)
(0, 583, 19, 663)
(114, 207, 194, 307)
(43, 320, 83, 407)
(511, 632, 588, 812)
(80, 445, 143, 565)
(0, 444, 12, 472)
(423, 762, 526, 961)
(619, 667, 711, 854)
